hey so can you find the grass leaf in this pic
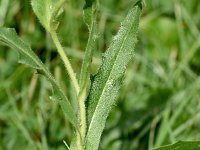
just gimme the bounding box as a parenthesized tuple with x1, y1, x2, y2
(153, 141, 200, 150)
(0, 27, 77, 128)
(85, 2, 142, 149)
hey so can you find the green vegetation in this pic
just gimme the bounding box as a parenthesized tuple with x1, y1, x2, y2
(0, 0, 200, 150)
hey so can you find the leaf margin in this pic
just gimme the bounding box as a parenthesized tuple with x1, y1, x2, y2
(0, 27, 78, 128)
(85, 2, 142, 150)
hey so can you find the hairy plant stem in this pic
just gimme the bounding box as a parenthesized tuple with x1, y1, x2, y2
(77, 86, 87, 149)
(50, 30, 80, 95)
(49, 2, 87, 146)
(76, 129, 84, 150)
(50, 2, 87, 149)
(76, 4, 98, 149)
(51, 30, 86, 149)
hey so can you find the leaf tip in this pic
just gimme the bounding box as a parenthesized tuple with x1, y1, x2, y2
(84, 0, 94, 9)
(134, 0, 143, 10)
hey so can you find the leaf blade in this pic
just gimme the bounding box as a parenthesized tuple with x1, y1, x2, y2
(85, 3, 142, 150)
(0, 28, 40, 69)
(0, 27, 77, 128)
(80, 1, 97, 91)
(153, 141, 200, 150)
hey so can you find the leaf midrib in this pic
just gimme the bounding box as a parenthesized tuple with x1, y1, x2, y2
(1, 28, 77, 126)
(1, 30, 56, 84)
(2, 33, 40, 67)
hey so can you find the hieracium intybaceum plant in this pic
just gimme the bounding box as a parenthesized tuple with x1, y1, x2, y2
(0, 0, 142, 150)
(1, 0, 200, 150)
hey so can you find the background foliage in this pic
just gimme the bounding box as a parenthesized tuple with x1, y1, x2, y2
(0, 0, 200, 150)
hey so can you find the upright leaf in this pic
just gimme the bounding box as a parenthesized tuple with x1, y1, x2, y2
(0, 28, 40, 69)
(0, 27, 77, 128)
(80, 1, 97, 91)
(70, 1, 98, 149)
(85, 2, 142, 150)
(153, 141, 200, 150)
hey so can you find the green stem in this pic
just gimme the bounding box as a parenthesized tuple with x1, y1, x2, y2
(76, 128, 84, 150)
(51, 30, 85, 149)
(50, 30, 80, 95)
(78, 87, 87, 141)
(76, 3, 98, 149)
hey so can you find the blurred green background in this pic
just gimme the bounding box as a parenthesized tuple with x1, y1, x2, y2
(0, 0, 200, 150)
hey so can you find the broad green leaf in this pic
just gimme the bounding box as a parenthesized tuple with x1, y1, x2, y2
(31, 0, 65, 31)
(85, 2, 142, 150)
(0, 27, 77, 128)
(153, 141, 200, 150)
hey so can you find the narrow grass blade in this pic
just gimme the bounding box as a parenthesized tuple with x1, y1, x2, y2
(153, 141, 200, 150)
(85, 2, 142, 150)
(0, 27, 77, 128)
